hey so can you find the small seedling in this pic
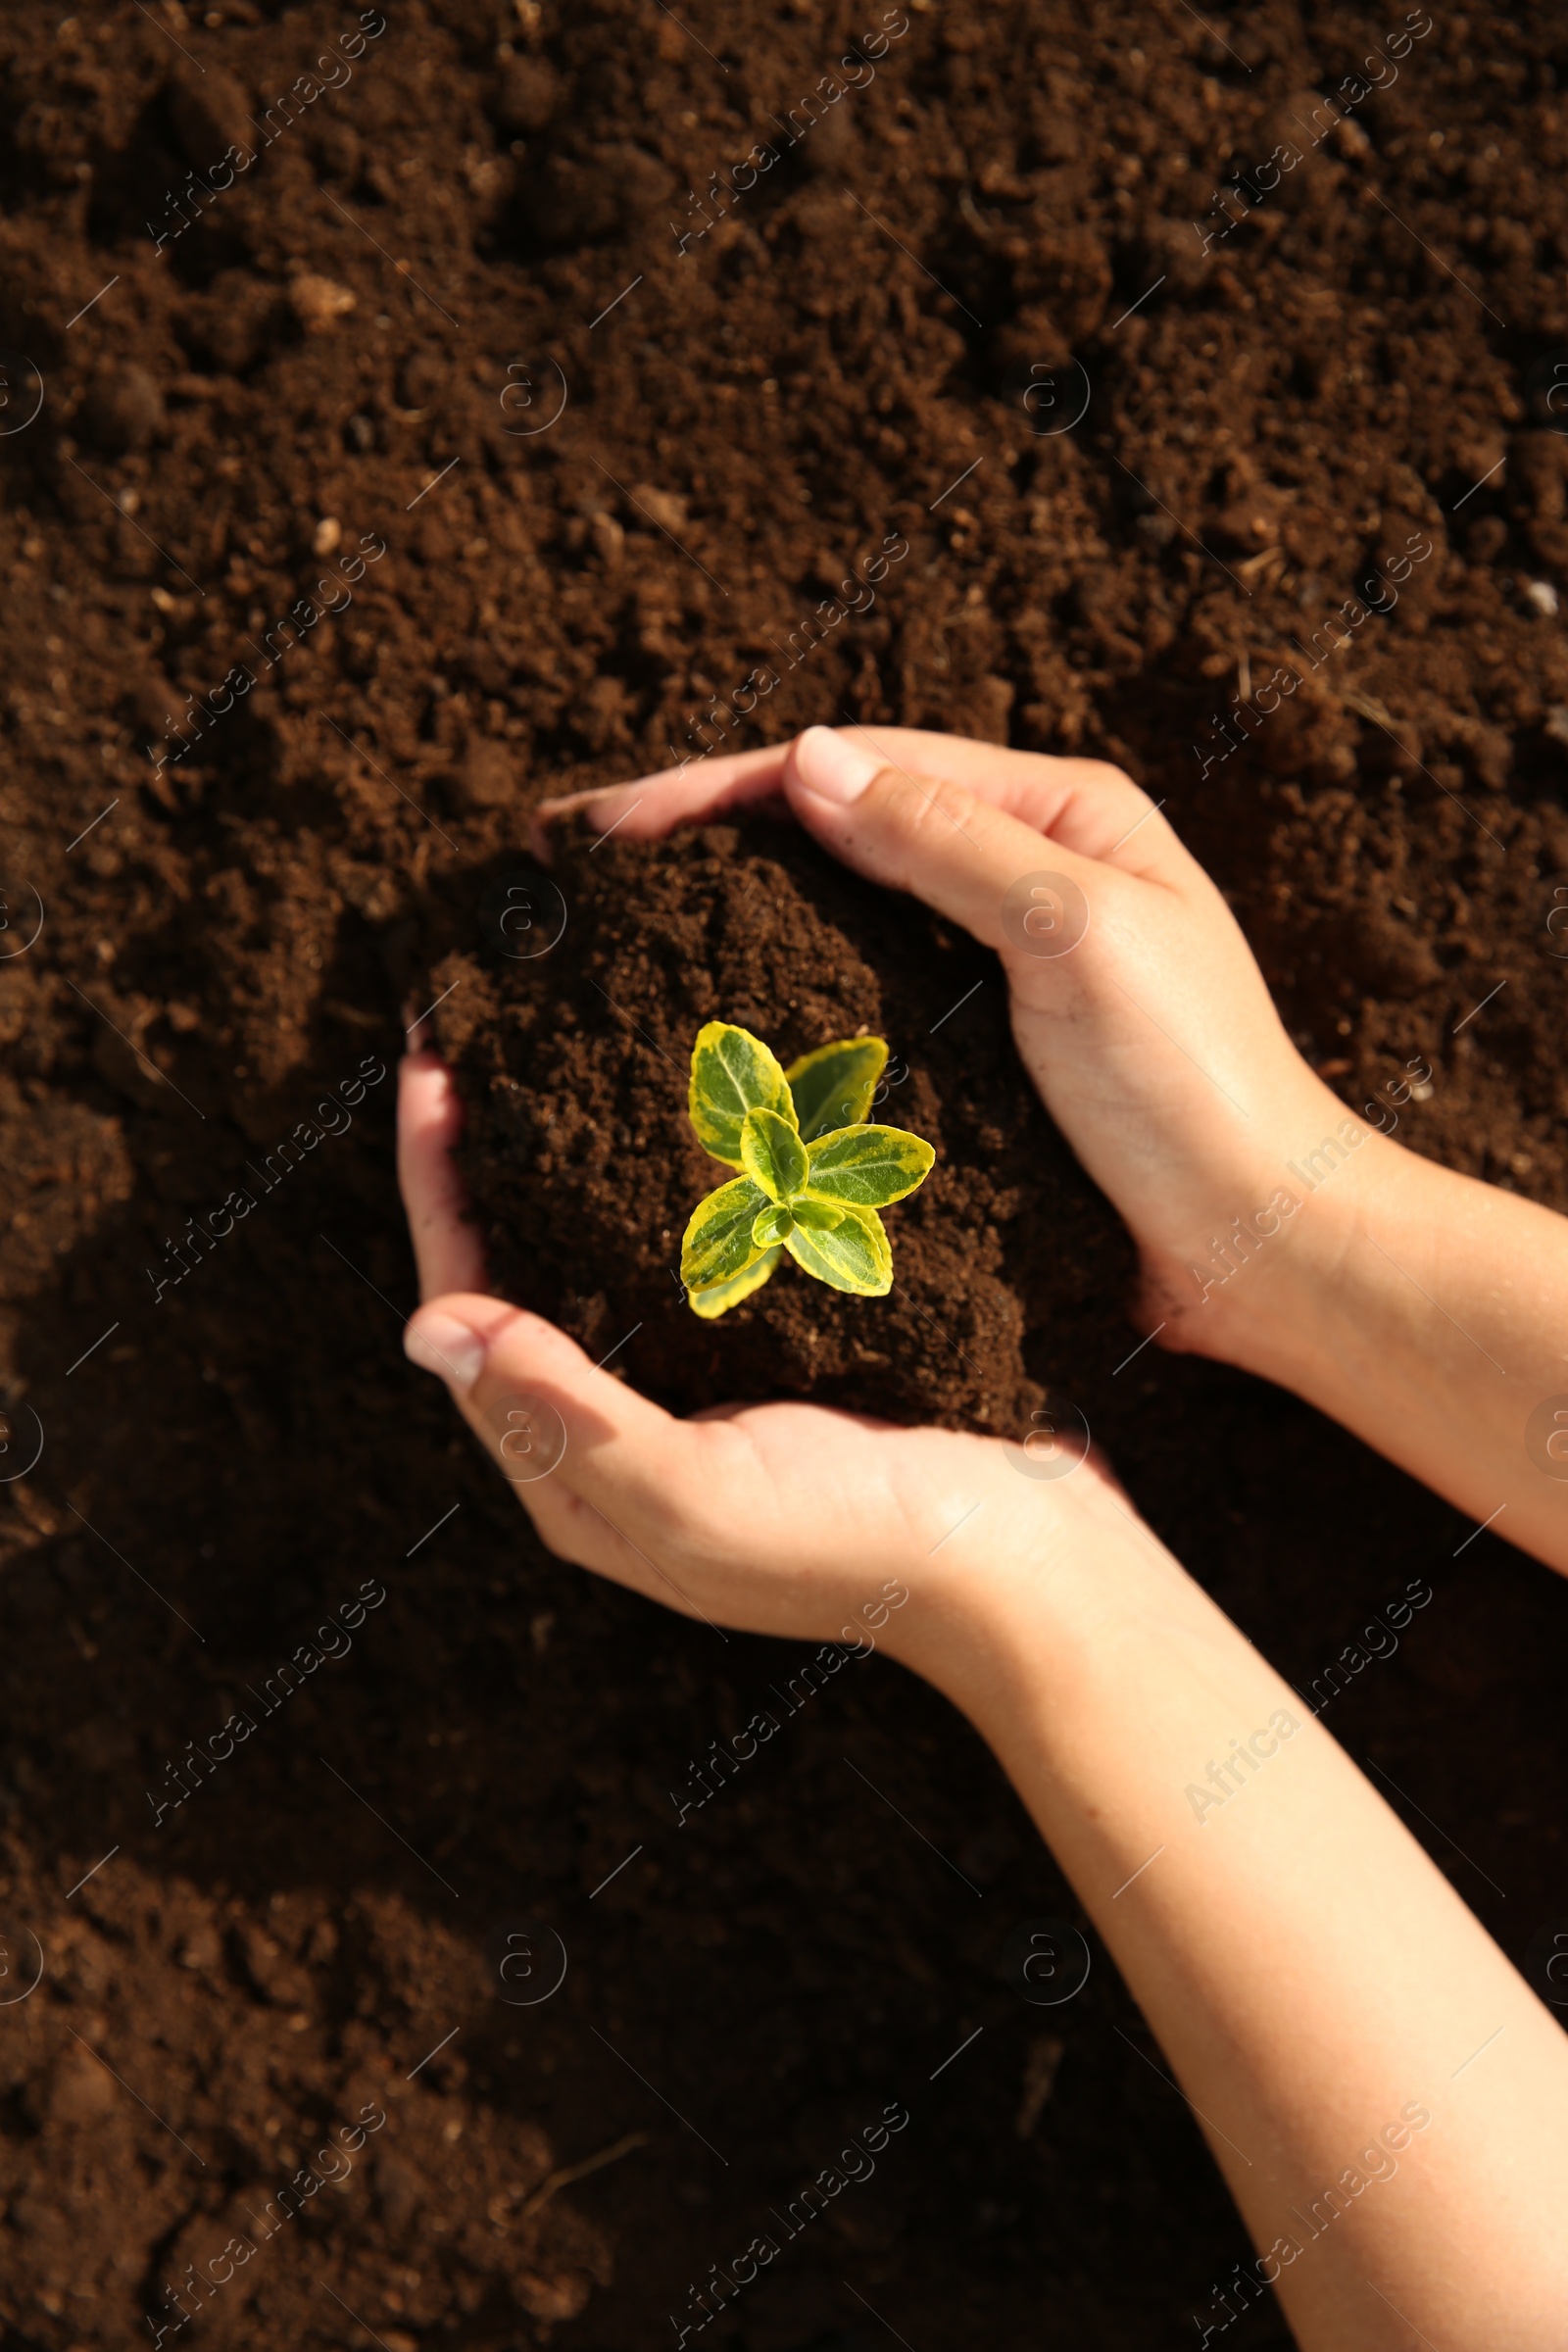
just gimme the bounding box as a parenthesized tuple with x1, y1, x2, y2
(679, 1022, 935, 1319)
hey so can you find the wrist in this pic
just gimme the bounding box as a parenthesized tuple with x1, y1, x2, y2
(1157, 1100, 1432, 1390)
(881, 1483, 1195, 1732)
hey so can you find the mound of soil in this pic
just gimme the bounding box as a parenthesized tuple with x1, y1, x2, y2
(0, 2, 1566, 2349)
(434, 817, 1132, 1433)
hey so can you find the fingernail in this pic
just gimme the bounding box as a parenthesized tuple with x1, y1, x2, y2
(406, 1311, 487, 1393)
(537, 789, 603, 814)
(794, 726, 882, 806)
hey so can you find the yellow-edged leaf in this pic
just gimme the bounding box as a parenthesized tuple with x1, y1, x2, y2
(783, 1200, 892, 1296)
(752, 1203, 794, 1249)
(791, 1198, 845, 1233)
(803, 1123, 935, 1209)
(680, 1172, 768, 1293)
(740, 1105, 809, 1202)
(785, 1035, 889, 1141)
(688, 1021, 796, 1166)
(688, 1246, 782, 1319)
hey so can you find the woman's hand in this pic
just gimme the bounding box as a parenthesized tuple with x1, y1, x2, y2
(397, 1047, 1155, 1669)
(536, 724, 1367, 1358)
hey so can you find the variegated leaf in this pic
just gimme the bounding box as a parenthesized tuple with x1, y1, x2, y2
(751, 1203, 794, 1249)
(680, 1172, 768, 1293)
(791, 1198, 845, 1233)
(688, 1246, 782, 1320)
(803, 1123, 935, 1208)
(785, 1035, 889, 1142)
(783, 1200, 892, 1296)
(688, 1021, 796, 1166)
(740, 1105, 809, 1202)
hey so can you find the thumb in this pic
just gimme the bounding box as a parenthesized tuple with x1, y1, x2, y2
(404, 1295, 667, 1495)
(782, 726, 1100, 968)
(403, 1296, 727, 1630)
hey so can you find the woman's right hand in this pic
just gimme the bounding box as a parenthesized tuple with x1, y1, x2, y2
(539, 724, 1375, 1358)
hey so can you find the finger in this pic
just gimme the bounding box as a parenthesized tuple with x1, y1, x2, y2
(529, 741, 791, 858)
(779, 726, 1127, 965)
(533, 726, 1179, 876)
(397, 1052, 486, 1300)
(403, 1295, 732, 1630)
(831, 724, 1180, 877)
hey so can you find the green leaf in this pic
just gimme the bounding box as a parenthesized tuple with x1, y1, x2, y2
(688, 1021, 796, 1167)
(740, 1105, 809, 1202)
(680, 1172, 768, 1293)
(784, 1200, 892, 1296)
(688, 1246, 782, 1319)
(785, 1036, 889, 1142)
(752, 1203, 794, 1249)
(803, 1123, 936, 1209)
(791, 1198, 845, 1233)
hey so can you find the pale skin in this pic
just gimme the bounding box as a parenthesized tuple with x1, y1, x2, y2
(399, 724, 1568, 2348)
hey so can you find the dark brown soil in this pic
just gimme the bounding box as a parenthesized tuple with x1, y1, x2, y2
(2, 3, 1567, 2349)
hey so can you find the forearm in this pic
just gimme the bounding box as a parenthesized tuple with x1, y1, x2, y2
(1197, 1119, 1568, 1573)
(894, 1521, 1568, 2348)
